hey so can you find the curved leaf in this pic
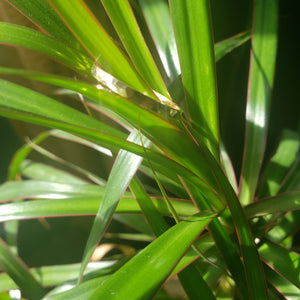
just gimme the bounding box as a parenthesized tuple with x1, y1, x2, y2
(90, 212, 216, 299)
(6, 0, 82, 50)
(48, 0, 154, 98)
(49, 212, 215, 300)
(0, 22, 93, 76)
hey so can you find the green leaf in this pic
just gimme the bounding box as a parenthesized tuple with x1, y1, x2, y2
(18, 160, 87, 184)
(6, 0, 82, 50)
(0, 239, 45, 299)
(266, 211, 300, 244)
(51, 212, 215, 300)
(169, 0, 219, 159)
(259, 240, 300, 289)
(0, 22, 93, 76)
(0, 196, 197, 223)
(139, 0, 180, 81)
(0, 79, 145, 156)
(239, 0, 279, 205)
(130, 176, 169, 237)
(245, 190, 300, 218)
(48, 0, 154, 98)
(264, 264, 300, 300)
(101, 0, 169, 98)
(258, 130, 300, 197)
(178, 263, 216, 300)
(0, 181, 104, 202)
(0, 261, 115, 292)
(0, 69, 223, 206)
(130, 177, 213, 299)
(79, 129, 151, 280)
(279, 150, 300, 192)
(215, 31, 251, 62)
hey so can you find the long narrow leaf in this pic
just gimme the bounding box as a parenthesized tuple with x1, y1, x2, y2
(79, 129, 151, 280)
(6, 0, 82, 50)
(239, 0, 279, 205)
(169, 0, 219, 159)
(54, 212, 216, 300)
(139, 0, 180, 81)
(0, 70, 224, 205)
(258, 130, 300, 197)
(101, 0, 169, 98)
(48, 0, 154, 98)
(0, 196, 197, 223)
(0, 239, 45, 299)
(245, 190, 300, 218)
(0, 261, 114, 292)
(0, 22, 93, 76)
(259, 240, 300, 289)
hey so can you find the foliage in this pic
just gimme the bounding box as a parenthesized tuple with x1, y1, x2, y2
(0, 0, 299, 299)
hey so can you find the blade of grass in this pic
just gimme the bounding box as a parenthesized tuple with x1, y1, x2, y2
(48, 0, 154, 98)
(101, 0, 169, 98)
(169, 0, 219, 159)
(0, 239, 45, 299)
(239, 0, 279, 205)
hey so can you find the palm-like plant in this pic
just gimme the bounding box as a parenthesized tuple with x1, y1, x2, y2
(0, 0, 299, 299)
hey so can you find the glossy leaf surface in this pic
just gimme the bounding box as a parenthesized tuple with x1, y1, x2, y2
(48, 0, 153, 97)
(79, 129, 151, 279)
(169, 0, 219, 159)
(239, 0, 279, 205)
(0, 22, 93, 76)
(6, 0, 82, 49)
(78, 212, 214, 299)
(101, 0, 169, 98)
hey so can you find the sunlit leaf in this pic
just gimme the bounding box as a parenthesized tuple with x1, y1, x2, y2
(0, 22, 93, 76)
(239, 0, 279, 205)
(259, 240, 300, 288)
(169, 0, 219, 159)
(6, 0, 82, 50)
(101, 0, 169, 98)
(48, 0, 154, 98)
